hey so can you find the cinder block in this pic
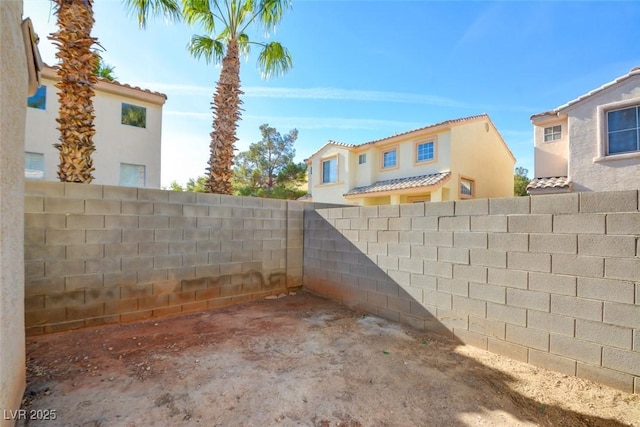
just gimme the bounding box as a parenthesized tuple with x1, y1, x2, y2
(400, 203, 424, 217)
(184, 204, 209, 217)
(437, 277, 469, 296)
(121, 256, 154, 272)
(103, 271, 137, 288)
(604, 258, 640, 282)
(487, 338, 528, 362)
(387, 295, 411, 314)
(367, 291, 387, 308)
(103, 185, 137, 201)
(470, 249, 506, 268)
(528, 349, 576, 376)
(437, 307, 468, 331)
(411, 245, 436, 261)
(452, 295, 486, 317)
(605, 212, 640, 235)
(577, 277, 634, 304)
(577, 363, 634, 394)
(399, 231, 423, 245)
(121, 310, 153, 323)
(155, 229, 183, 242)
(469, 316, 506, 339)
(137, 188, 169, 202)
(529, 233, 577, 255)
(25, 261, 44, 279)
(529, 272, 576, 296)
(45, 197, 85, 214)
(399, 257, 423, 274)
(551, 295, 603, 321)
(139, 242, 169, 256)
(341, 206, 360, 218)
(66, 303, 105, 321)
(526, 310, 574, 336)
(550, 335, 602, 365)
(45, 260, 84, 277)
(507, 288, 550, 311)
(576, 319, 632, 350)
(602, 347, 640, 376)
(508, 252, 550, 273)
(530, 192, 579, 214)
(439, 216, 470, 231)
(105, 215, 139, 230)
(167, 191, 196, 204)
(453, 232, 487, 249)
(552, 254, 603, 278)
(453, 264, 487, 282)
(25, 245, 66, 262)
(508, 214, 552, 233)
(85, 287, 120, 303)
(196, 192, 220, 205)
(580, 190, 638, 213)
(84, 199, 121, 215)
(455, 198, 489, 216)
(506, 323, 549, 351)
(103, 297, 138, 315)
(488, 233, 528, 252)
(438, 247, 469, 265)
(386, 243, 409, 258)
(46, 229, 85, 245)
(411, 216, 438, 231)
(138, 295, 170, 310)
(25, 196, 44, 213)
(389, 217, 411, 231)
(26, 180, 65, 197)
(152, 202, 182, 216)
(167, 266, 195, 281)
(122, 229, 153, 244)
(104, 242, 138, 258)
(139, 215, 169, 229)
(424, 231, 453, 247)
(64, 274, 103, 291)
(578, 235, 636, 257)
(25, 213, 66, 229)
(423, 260, 453, 278)
(553, 214, 605, 234)
(377, 255, 399, 271)
(209, 206, 233, 218)
(469, 282, 506, 304)
(487, 302, 526, 326)
(44, 290, 85, 309)
(64, 214, 105, 230)
(487, 267, 529, 289)
(424, 291, 452, 309)
(603, 302, 640, 329)
(489, 196, 530, 215)
(378, 205, 399, 217)
(195, 264, 221, 278)
(154, 254, 183, 270)
(410, 274, 437, 290)
(169, 241, 196, 255)
(86, 230, 121, 244)
(25, 278, 65, 297)
(24, 308, 67, 327)
(378, 231, 399, 244)
(424, 201, 454, 216)
(455, 329, 489, 349)
(471, 215, 507, 232)
(409, 300, 436, 318)
(384, 271, 409, 288)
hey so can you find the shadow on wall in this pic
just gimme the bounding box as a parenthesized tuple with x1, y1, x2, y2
(302, 209, 626, 426)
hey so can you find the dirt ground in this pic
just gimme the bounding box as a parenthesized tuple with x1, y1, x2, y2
(17, 292, 640, 427)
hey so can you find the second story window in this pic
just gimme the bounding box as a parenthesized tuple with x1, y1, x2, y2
(358, 153, 366, 164)
(27, 85, 46, 110)
(607, 105, 640, 155)
(121, 103, 147, 128)
(460, 177, 474, 198)
(544, 125, 562, 142)
(382, 148, 397, 169)
(416, 141, 435, 162)
(322, 157, 337, 183)
(120, 163, 146, 187)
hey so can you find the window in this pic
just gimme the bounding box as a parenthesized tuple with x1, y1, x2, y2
(543, 125, 562, 142)
(460, 177, 474, 198)
(321, 157, 337, 184)
(121, 103, 147, 128)
(607, 106, 640, 155)
(27, 85, 46, 110)
(382, 148, 397, 169)
(416, 141, 435, 162)
(358, 153, 366, 164)
(25, 152, 44, 179)
(120, 163, 146, 187)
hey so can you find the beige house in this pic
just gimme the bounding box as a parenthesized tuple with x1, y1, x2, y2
(528, 67, 640, 194)
(25, 65, 166, 188)
(304, 114, 515, 205)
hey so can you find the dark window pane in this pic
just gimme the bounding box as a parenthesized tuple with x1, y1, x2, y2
(608, 107, 637, 132)
(27, 86, 46, 110)
(121, 103, 147, 128)
(608, 129, 638, 154)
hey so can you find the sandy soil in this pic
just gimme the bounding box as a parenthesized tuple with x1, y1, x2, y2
(17, 292, 640, 427)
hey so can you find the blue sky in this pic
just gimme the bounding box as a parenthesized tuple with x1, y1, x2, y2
(23, 0, 640, 188)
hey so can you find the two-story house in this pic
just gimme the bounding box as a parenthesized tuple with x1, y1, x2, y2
(304, 114, 515, 205)
(25, 65, 167, 188)
(528, 67, 640, 194)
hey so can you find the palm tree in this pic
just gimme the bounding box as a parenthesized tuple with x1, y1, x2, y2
(49, 0, 99, 183)
(94, 56, 117, 81)
(184, 0, 293, 194)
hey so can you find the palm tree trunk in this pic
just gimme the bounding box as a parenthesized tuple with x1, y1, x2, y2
(49, 0, 98, 183)
(206, 38, 243, 194)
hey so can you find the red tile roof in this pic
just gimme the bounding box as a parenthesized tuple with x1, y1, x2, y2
(526, 176, 571, 190)
(344, 172, 451, 197)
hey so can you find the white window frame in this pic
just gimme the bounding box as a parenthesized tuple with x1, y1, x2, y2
(321, 156, 338, 184)
(119, 163, 146, 187)
(416, 141, 435, 163)
(543, 125, 562, 142)
(595, 99, 640, 163)
(358, 153, 366, 165)
(381, 147, 398, 169)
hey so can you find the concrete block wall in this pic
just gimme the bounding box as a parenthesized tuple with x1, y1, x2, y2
(303, 191, 640, 394)
(24, 181, 305, 335)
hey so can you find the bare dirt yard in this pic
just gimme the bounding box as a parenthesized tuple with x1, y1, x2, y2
(18, 292, 640, 426)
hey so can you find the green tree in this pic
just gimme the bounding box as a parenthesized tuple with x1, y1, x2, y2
(166, 180, 185, 191)
(233, 124, 306, 199)
(165, 176, 208, 192)
(94, 56, 117, 81)
(514, 166, 530, 196)
(184, 0, 293, 194)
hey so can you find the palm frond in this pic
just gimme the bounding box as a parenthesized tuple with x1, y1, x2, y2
(181, 0, 218, 32)
(238, 33, 250, 58)
(259, 0, 290, 30)
(124, 0, 181, 29)
(188, 34, 226, 64)
(257, 41, 292, 79)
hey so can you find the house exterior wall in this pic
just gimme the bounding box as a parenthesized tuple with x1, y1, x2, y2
(449, 120, 515, 199)
(25, 67, 165, 188)
(304, 190, 640, 394)
(565, 77, 640, 192)
(0, 1, 27, 424)
(307, 145, 352, 204)
(532, 117, 569, 178)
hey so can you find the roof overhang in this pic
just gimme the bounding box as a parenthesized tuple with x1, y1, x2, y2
(343, 172, 451, 199)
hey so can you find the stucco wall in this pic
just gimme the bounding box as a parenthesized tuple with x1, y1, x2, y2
(0, 1, 27, 424)
(24, 181, 305, 335)
(307, 145, 352, 204)
(24, 70, 165, 188)
(566, 76, 640, 192)
(304, 191, 640, 394)
(532, 117, 569, 178)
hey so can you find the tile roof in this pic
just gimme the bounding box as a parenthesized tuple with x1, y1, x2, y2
(526, 176, 571, 190)
(344, 172, 451, 197)
(297, 193, 312, 201)
(531, 67, 640, 120)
